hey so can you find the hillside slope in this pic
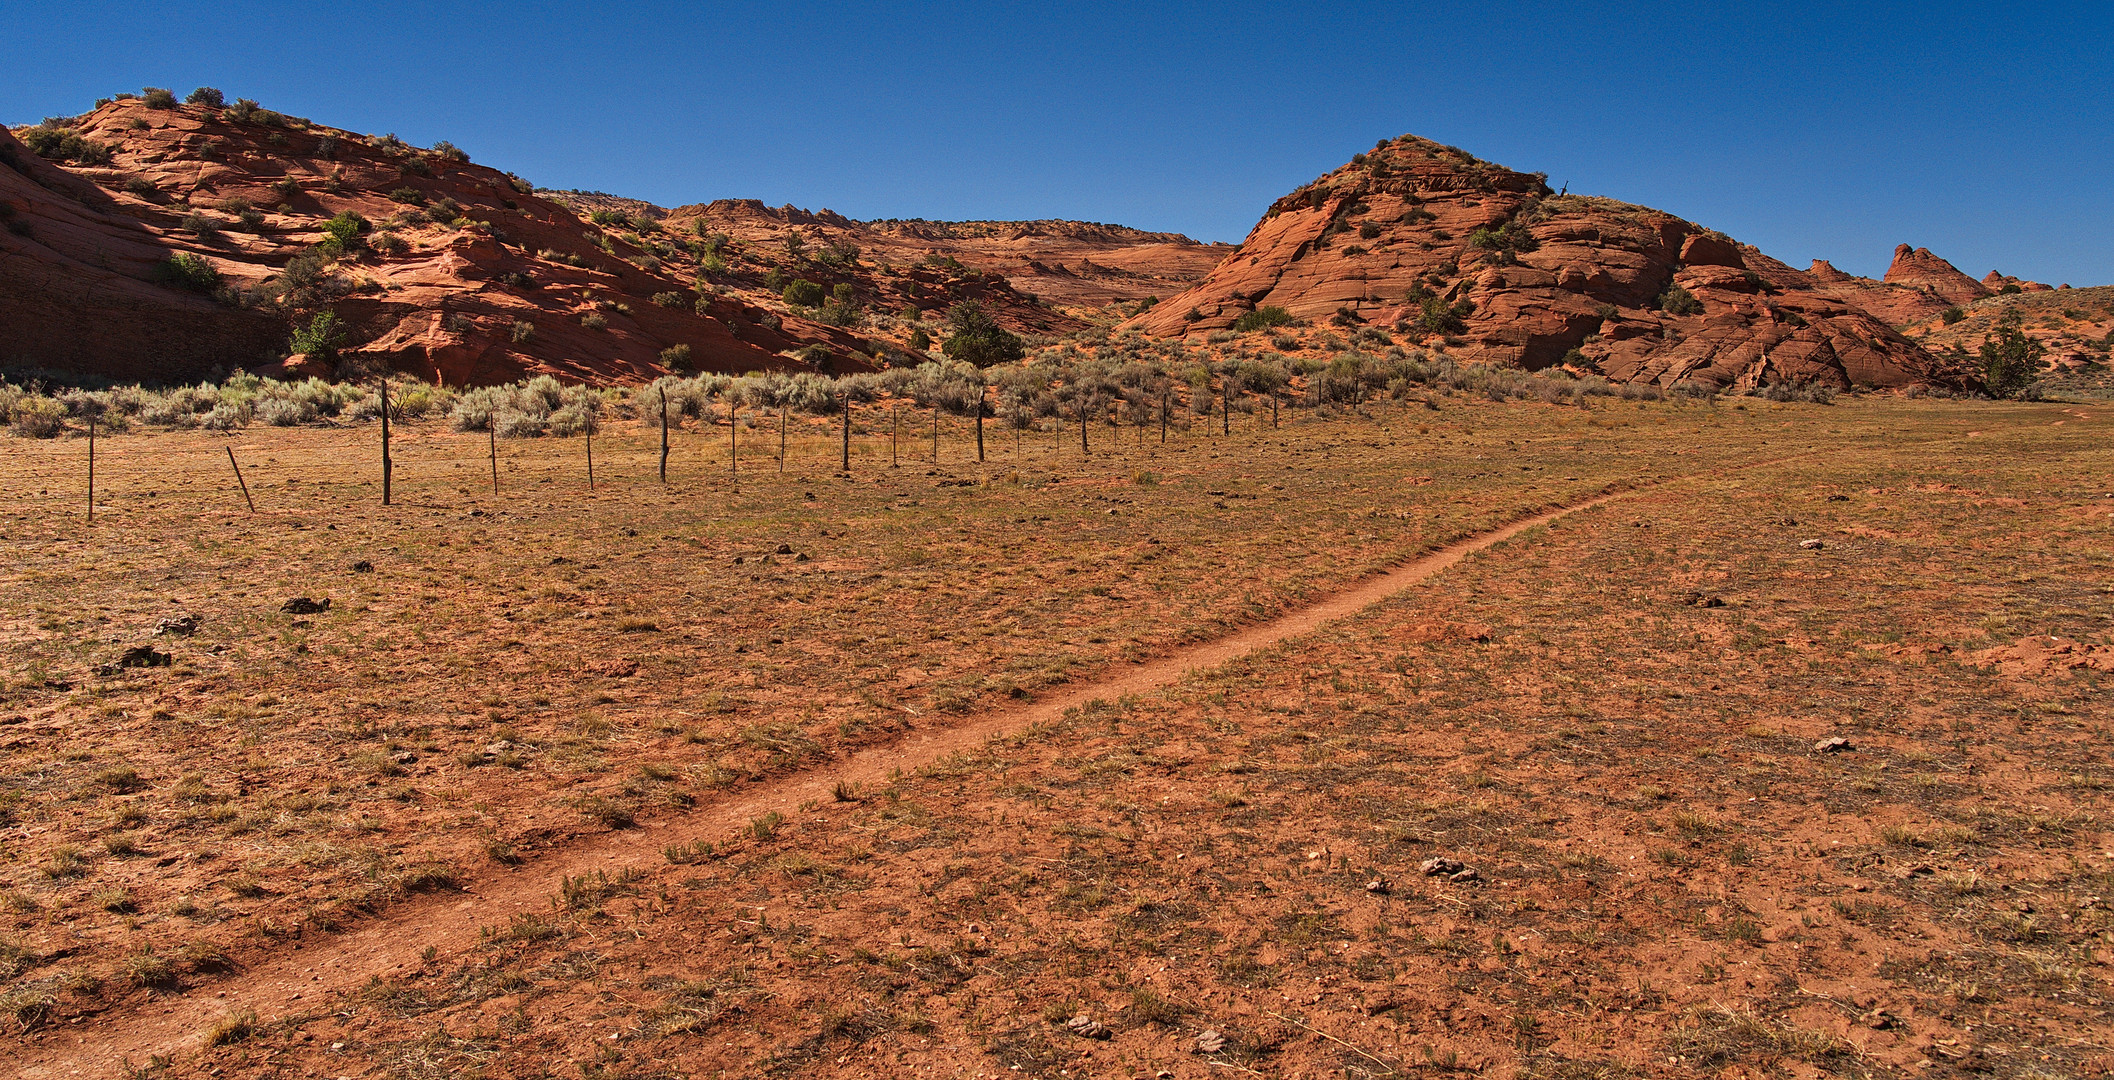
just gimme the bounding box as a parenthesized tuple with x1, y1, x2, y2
(666, 199, 1231, 309)
(1125, 136, 1977, 391)
(0, 94, 1118, 385)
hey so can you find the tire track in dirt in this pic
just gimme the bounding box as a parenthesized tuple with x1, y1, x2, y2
(9, 481, 1675, 1077)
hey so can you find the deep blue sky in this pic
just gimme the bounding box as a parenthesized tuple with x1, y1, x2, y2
(5, 1, 2109, 283)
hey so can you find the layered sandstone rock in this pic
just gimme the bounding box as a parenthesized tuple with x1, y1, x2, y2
(2, 99, 842, 384)
(1805, 259, 1957, 327)
(1882, 245, 1992, 306)
(1982, 270, 2054, 293)
(1, 97, 1149, 385)
(0, 125, 286, 381)
(667, 200, 1234, 309)
(1125, 136, 1976, 391)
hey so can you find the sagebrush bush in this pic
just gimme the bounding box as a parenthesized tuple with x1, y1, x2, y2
(9, 397, 65, 439)
(200, 401, 252, 431)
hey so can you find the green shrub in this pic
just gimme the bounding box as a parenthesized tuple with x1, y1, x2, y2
(817, 238, 860, 266)
(289, 311, 346, 362)
(181, 212, 221, 238)
(20, 125, 112, 165)
(581, 312, 607, 330)
(225, 99, 281, 124)
(388, 187, 425, 205)
(1417, 296, 1476, 335)
(319, 211, 367, 253)
(941, 301, 1024, 368)
(142, 87, 177, 110)
(1658, 285, 1703, 316)
(370, 232, 409, 257)
(156, 252, 221, 292)
(660, 344, 694, 371)
(1230, 306, 1296, 333)
(1940, 306, 1965, 325)
(782, 279, 825, 307)
(1979, 312, 2044, 399)
(1998, 283, 2022, 295)
(816, 299, 862, 327)
(431, 140, 468, 163)
(186, 87, 224, 106)
(908, 327, 932, 351)
(1358, 222, 1381, 239)
(652, 291, 688, 308)
(1468, 221, 1539, 264)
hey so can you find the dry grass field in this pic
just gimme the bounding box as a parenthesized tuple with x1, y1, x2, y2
(2, 395, 2110, 1078)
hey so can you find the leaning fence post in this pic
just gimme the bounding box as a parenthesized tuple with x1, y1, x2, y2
(488, 422, 499, 495)
(226, 446, 255, 512)
(975, 389, 986, 463)
(658, 387, 670, 484)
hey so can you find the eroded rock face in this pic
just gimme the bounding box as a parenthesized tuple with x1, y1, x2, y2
(0, 125, 286, 381)
(1124, 136, 1976, 391)
(1981, 269, 2054, 293)
(1883, 245, 1992, 307)
(1, 98, 1126, 385)
(667, 200, 1234, 310)
(2, 99, 825, 385)
(1805, 259, 1957, 327)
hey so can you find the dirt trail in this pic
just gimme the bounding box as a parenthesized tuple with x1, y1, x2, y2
(14, 490, 1635, 1077)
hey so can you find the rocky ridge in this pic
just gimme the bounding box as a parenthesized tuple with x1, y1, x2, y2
(0, 95, 1153, 385)
(668, 199, 1233, 309)
(1125, 136, 1978, 391)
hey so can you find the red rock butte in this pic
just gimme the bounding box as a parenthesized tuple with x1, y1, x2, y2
(1125, 135, 1977, 391)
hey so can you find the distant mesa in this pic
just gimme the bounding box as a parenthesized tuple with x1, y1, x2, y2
(1124, 135, 1977, 391)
